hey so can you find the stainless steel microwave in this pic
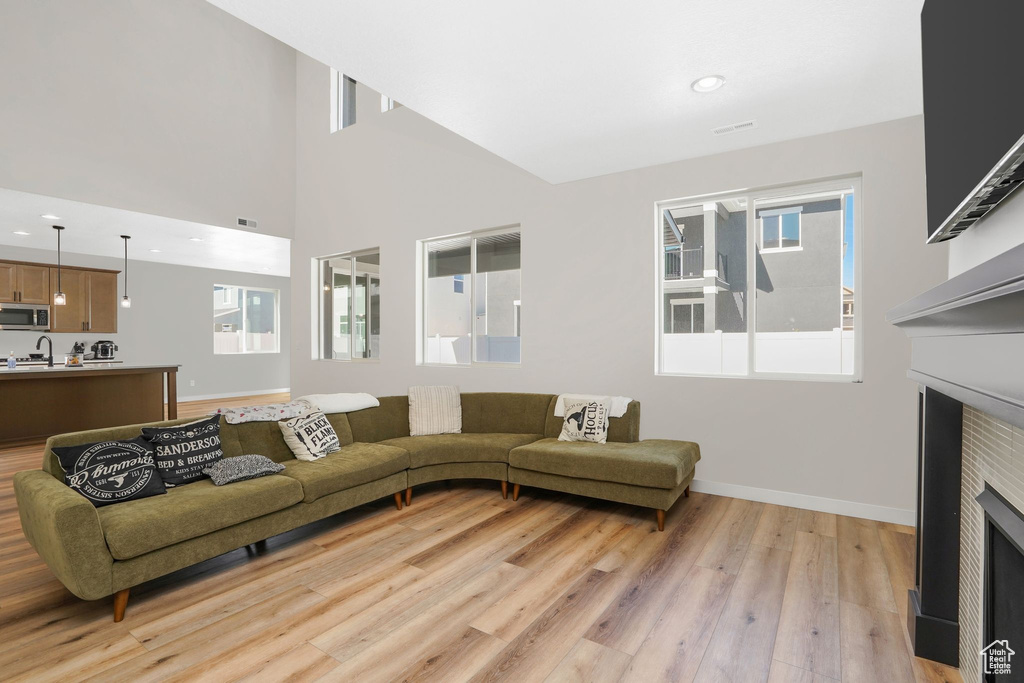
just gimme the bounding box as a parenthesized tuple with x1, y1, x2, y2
(0, 302, 50, 330)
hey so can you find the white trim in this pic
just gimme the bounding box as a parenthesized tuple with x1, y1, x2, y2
(690, 478, 916, 526)
(759, 246, 804, 254)
(178, 387, 291, 403)
(702, 269, 718, 278)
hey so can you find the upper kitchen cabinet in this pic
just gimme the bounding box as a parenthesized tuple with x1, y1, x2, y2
(48, 267, 119, 333)
(0, 263, 14, 302)
(0, 262, 50, 303)
(16, 264, 50, 304)
(86, 270, 118, 333)
(48, 268, 88, 332)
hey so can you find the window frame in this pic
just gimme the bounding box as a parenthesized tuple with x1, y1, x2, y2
(759, 206, 803, 253)
(314, 247, 381, 363)
(417, 224, 522, 367)
(213, 284, 281, 355)
(655, 176, 863, 383)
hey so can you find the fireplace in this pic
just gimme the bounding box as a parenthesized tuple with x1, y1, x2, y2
(888, 240, 1024, 676)
(978, 485, 1024, 681)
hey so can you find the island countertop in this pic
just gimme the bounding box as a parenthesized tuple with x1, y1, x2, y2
(0, 363, 179, 378)
(0, 364, 180, 445)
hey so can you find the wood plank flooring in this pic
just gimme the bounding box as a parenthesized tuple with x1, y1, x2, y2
(0, 393, 962, 682)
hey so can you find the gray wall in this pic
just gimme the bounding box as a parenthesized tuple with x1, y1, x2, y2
(756, 199, 843, 332)
(290, 54, 948, 522)
(0, 245, 290, 399)
(0, 0, 296, 237)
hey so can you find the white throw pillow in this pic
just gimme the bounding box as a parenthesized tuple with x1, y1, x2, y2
(558, 399, 610, 444)
(408, 386, 462, 436)
(279, 411, 341, 461)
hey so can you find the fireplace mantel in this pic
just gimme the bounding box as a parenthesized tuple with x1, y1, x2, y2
(888, 241, 1024, 430)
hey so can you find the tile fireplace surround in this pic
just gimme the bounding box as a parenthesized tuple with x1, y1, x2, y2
(889, 241, 1024, 674)
(960, 407, 1024, 680)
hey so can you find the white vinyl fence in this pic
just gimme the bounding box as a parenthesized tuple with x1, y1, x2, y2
(662, 329, 854, 376)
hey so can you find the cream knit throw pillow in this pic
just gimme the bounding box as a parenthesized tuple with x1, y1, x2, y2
(408, 386, 462, 436)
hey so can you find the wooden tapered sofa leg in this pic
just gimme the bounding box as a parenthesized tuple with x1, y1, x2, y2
(393, 492, 403, 510)
(113, 588, 130, 622)
(656, 509, 666, 532)
(684, 485, 690, 497)
(501, 481, 508, 499)
(405, 487, 412, 507)
(512, 483, 521, 501)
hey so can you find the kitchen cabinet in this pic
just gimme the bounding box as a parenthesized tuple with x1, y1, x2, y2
(48, 268, 119, 333)
(0, 259, 119, 332)
(0, 263, 14, 302)
(48, 268, 88, 332)
(16, 264, 50, 304)
(0, 263, 50, 303)
(87, 271, 118, 333)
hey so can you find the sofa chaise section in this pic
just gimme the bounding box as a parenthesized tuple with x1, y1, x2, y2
(508, 437, 700, 530)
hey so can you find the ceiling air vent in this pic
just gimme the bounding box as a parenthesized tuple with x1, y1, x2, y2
(236, 217, 259, 230)
(712, 119, 758, 136)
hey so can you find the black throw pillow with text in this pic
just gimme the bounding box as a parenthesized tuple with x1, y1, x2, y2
(142, 415, 224, 487)
(53, 437, 166, 507)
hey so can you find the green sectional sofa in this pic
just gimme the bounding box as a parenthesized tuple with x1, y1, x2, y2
(14, 392, 699, 621)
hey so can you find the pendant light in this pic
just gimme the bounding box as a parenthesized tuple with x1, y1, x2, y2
(52, 226, 66, 306)
(120, 235, 131, 308)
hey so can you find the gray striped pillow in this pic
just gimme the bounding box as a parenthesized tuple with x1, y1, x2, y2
(408, 386, 462, 436)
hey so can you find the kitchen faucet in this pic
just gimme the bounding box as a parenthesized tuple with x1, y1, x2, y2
(36, 335, 54, 367)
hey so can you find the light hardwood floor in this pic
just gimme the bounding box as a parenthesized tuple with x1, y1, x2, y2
(0, 393, 962, 682)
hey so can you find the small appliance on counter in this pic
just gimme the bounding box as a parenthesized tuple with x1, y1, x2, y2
(91, 340, 118, 359)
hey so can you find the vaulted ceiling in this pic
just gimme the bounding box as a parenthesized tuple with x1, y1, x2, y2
(208, 0, 925, 184)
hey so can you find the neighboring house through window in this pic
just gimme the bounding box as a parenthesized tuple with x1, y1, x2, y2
(657, 178, 860, 380)
(213, 285, 280, 354)
(419, 227, 521, 365)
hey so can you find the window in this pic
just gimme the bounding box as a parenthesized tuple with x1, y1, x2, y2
(657, 178, 860, 380)
(329, 69, 356, 133)
(419, 227, 521, 365)
(213, 285, 280, 354)
(760, 207, 801, 251)
(316, 249, 380, 360)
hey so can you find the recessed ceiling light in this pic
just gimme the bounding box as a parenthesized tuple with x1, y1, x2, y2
(261, 267, 271, 271)
(40, 214, 61, 220)
(189, 237, 203, 242)
(149, 248, 161, 253)
(12, 230, 30, 236)
(691, 75, 726, 93)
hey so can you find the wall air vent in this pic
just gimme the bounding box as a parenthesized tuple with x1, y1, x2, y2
(236, 217, 259, 230)
(712, 119, 758, 136)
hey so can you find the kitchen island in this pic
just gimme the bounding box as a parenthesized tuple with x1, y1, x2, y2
(0, 363, 179, 445)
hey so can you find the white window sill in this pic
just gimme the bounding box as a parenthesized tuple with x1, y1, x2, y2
(759, 246, 803, 254)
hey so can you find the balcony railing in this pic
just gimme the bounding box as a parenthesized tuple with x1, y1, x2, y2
(665, 248, 703, 279)
(665, 248, 728, 282)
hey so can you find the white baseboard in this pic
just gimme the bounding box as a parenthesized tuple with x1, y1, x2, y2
(176, 388, 291, 403)
(690, 478, 916, 526)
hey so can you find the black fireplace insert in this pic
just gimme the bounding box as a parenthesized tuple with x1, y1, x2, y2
(977, 485, 1024, 682)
